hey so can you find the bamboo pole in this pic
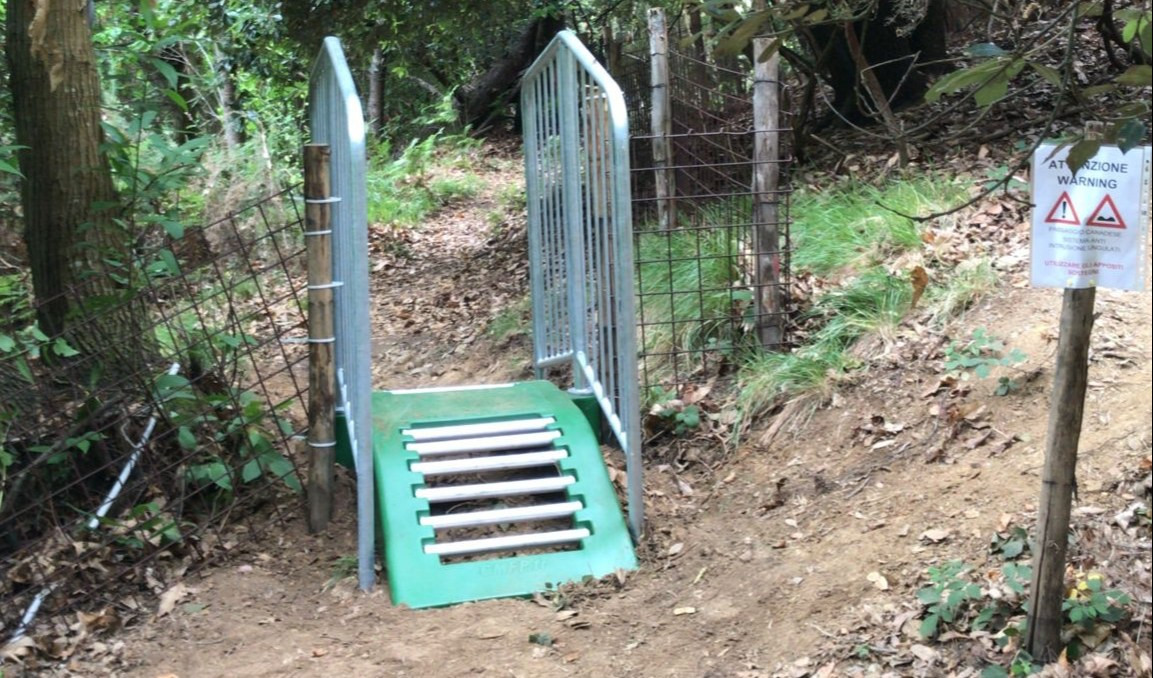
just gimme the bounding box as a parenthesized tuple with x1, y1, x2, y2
(1025, 123, 1104, 662)
(304, 143, 337, 533)
(752, 37, 784, 349)
(648, 7, 675, 231)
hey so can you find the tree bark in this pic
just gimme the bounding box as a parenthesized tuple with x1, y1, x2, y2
(5, 0, 125, 338)
(214, 45, 245, 150)
(454, 14, 564, 132)
(367, 47, 384, 138)
(804, 0, 947, 126)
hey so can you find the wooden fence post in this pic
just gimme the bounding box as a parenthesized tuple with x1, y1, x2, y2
(649, 7, 675, 231)
(752, 37, 784, 349)
(304, 143, 336, 533)
(1025, 123, 1104, 661)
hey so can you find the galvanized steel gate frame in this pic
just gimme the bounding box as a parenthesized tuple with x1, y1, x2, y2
(521, 31, 644, 540)
(310, 32, 643, 593)
(308, 38, 375, 591)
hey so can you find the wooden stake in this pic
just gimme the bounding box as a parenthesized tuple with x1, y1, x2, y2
(648, 7, 675, 231)
(304, 144, 336, 533)
(1025, 286, 1095, 661)
(1025, 123, 1107, 662)
(752, 37, 784, 349)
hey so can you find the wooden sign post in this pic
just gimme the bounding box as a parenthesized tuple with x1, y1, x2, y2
(1024, 135, 1151, 661)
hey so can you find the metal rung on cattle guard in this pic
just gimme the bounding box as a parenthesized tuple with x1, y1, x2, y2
(373, 381, 636, 609)
(419, 501, 584, 529)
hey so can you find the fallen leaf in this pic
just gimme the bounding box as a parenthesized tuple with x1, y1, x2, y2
(1, 635, 36, 661)
(910, 643, 939, 663)
(667, 542, 684, 557)
(920, 528, 951, 543)
(156, 583, 189, 618)
(910, 266, 929, 309)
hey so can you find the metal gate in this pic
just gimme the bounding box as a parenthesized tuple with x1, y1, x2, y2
(521, 31, 643, 538)
(308, 37, 374, 590)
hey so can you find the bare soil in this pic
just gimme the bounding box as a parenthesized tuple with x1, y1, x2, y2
(46, 144, 1153, 678)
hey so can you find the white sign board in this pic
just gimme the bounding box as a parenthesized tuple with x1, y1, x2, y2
(1031, 143, 1152, 290)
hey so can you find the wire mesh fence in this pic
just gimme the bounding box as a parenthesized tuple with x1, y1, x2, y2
(610, 15, 793, 404)
(0, 188, 309, 653)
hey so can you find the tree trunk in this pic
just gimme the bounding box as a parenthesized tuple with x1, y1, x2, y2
(804, 0, 948, 125)
(214, 45, 245, 150)
(367, 47, 384, 138)
(5, 0, 125, 338)
(454, 14, 564, 132)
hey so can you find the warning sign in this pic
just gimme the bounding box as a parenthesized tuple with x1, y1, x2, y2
(1044, 191, 1081, 225)
(1031, 143, 1151, 291)
(1085, 195, 1125, 229)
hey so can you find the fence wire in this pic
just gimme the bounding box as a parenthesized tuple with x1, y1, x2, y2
(612, 30, 793, 403)
(0, 188, 309, 654)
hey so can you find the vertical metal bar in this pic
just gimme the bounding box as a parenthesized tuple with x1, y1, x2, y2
(524, 69, 546, 378)
(560, 50, 588, 391)
(608, 70, 643, 541)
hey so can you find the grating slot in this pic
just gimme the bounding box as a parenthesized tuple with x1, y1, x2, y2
(420, 501, 583, 529)
(407, 431, 562, 457)
(415, 476, 575, 502)
(424, 528, 591, 556)
(403, 417, 557, 442)
(412, 450, 568, 475)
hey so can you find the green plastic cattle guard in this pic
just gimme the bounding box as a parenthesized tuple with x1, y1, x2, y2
(368, 380, 636, 609)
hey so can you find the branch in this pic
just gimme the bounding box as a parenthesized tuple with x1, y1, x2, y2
(877, 6, 1084, 223)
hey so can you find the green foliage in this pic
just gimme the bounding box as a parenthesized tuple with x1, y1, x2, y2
(155, 372, 300, 497)
(367, 128, 481, 231)
(944, 328, 1026, 395)
(486, 296, 532, 342)
(0, 323, 81, 384)
(791, 175, 964, 277)
(981, 650, 1040, 678)
(648, 390, 703, 437)
(917, 560, 983, 639)
(927, 259, 999, 324)
(923, 2, 1151, 171)
(907, 556, 1134, 674)
(735, 176, 963, 424)
(990, 526, 1032, 560)
(0, 144, 27, 177)
(1063, 575, 1131, 627)
(635, 225, 757, 380)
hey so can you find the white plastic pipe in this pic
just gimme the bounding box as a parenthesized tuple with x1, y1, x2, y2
(411, 450, 567, 476)
(8, 362, 180, 645)
(424, 527, 590, 556)
(406, 430, 561, 457)
(86, 362, 181, 529)
(420, 500, 583, 529)
(415, 475, 575, 502)
(402, 417, 556, 442)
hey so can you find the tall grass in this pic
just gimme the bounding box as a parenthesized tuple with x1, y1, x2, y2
(790, 176, 963, 276)
(735, 173, 974, 424)
(366, 130, 481, 230)
(636, 225, 757, 392)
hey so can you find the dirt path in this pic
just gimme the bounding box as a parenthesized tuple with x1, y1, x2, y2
(72, 149, 1152, 678)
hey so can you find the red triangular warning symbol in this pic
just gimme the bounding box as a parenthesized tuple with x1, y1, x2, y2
(1044, 191, 1080, 225)
(1086, 195, 1125, 229)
